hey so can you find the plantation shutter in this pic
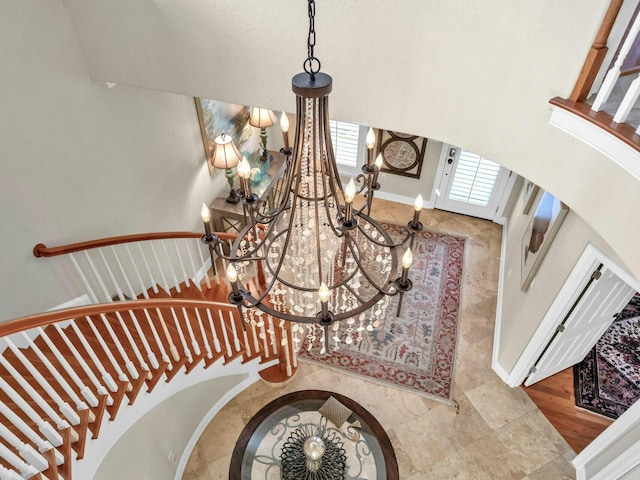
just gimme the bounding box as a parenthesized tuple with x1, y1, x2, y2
(447, 150, 501, 207)
(329, 120, 360, 168)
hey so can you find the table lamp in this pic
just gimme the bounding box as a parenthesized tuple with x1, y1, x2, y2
(249, 107, 277, 162)
(212, 133, 243, 203)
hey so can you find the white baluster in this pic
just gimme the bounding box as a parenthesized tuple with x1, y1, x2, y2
(161, 241, 181, 293)
(206, 309, 221, 353)
(0, 401, 62, 464)
(98, 248, 125, 301)
(193, 308, 212, 359)
(173, 239, 191, 288)
(593, 13, 640, 112)
(37, 327, 100, 407)
(185, 241, 203, 291)
(613, 73, 640, 123)
(69, 252, 99, 304)
(84, 315, 134, 381)
(155, 308, 180, 364)
(0, 378, 63, 446)
(126, 244, 149, 299)
(268, 315, 278, 355)
(123, 309, 154, 371)
(20, 331, 91, 414)
(111, 311, 145, 377)
(279, 320, 292, 377)
(169, 307, 191, 361)
(138, 243, 160, 294)
(150, 243, 170, 292)
(83, 250, 113, 302)
(1, 338, 80, 425)
(181, 307, 200, 357)
(0, 466, 27, 480)
(227, 311, 241, 352)
(0, 356, 70, 431)
(54, 323, 117, 397)
(249, 313, 260, 355)
(0, 444, 39, 479)
(78, 317, 129, 384)
(196, 241, 213, 289)
(217, 310, 233, 355)
(256, 313, 270, 359)
(0, 424, 49, 472)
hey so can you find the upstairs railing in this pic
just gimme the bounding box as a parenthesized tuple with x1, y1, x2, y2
(0, 230, 298, 480)
(551, 0, 640, 150)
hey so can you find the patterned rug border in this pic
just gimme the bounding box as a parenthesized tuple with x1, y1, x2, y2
(297, 225, 466, 405)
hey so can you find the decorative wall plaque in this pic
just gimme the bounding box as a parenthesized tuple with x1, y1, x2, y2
(376, 130, 427, 179)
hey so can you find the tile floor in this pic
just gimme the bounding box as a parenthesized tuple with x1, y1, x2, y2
(183, 201, 577, 479)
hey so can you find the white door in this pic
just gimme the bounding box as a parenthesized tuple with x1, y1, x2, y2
(434, 146, 512, 221)
(525, 266, 636, 386)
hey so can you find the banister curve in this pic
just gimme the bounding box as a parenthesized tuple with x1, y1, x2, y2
(33, 231, 238, 257)
(0, 298, 237, 337)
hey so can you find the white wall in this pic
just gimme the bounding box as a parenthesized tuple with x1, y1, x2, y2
(0, 0, 230, 321)
(92, 374, 246, 480)
(497, 184, 623, 372)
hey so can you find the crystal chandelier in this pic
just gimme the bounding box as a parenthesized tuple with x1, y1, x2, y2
(203, 0, 422, 353)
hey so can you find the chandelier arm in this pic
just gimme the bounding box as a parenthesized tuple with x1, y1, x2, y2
(353, 215, 414, 249)
(342, 281, 367, 307)
(311, 104, 325, 285)
(223, 221, 280, 262)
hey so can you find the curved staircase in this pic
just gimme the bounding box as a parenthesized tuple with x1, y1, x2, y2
(0, 231, 296, 480)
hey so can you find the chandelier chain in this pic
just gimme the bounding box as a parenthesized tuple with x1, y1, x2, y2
(305, 0, 320, 78)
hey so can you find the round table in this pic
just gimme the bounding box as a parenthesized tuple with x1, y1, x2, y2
(230, 390, 399, 479)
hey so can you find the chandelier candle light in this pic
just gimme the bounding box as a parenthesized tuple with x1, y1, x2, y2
(200, 0, 424, 355)
(280, 112, 292, 155)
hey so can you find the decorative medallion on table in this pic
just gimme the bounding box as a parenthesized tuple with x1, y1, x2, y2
(376, 130, 427, 179)
(194, 98, 252, 173)
(574, 292, 640, 419)
(298, 224, 465, 404)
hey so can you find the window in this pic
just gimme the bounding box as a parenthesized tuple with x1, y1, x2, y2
(329, 120, 363, 169)
(447, 150, 501, 207)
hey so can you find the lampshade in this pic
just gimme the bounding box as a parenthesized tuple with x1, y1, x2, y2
(249, 108, 277, 128)
(211, 133, 242, 169)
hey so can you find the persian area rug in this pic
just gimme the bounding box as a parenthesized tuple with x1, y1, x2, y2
(298, 224, 466, 404)
(574, 293, 640, 419)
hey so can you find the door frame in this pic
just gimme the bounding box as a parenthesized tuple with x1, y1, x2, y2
(429, 143, 516, 224)
(504, 243, 640, 388)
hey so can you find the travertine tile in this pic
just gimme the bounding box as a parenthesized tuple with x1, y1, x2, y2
(465, 378, 537, 430)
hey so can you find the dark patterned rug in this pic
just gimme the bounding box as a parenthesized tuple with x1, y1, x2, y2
(574, 293, 640, 419)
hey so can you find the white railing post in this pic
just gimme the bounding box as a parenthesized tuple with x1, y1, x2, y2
(592, 13, 640, 112)
(37, 327, 99, 408)
(53, 324, 115, 403)
(0, 378, 63, 446)
(69, 253, 99, 303)
(206, 309, 222, 354)
(20, 331, 92, 414)
(150, 243, 171, 293)
(98, 248, 125, 301)
(0, 357, 70, 432)
(161, 241, 181, 293)
(0, 444, 40, 479)
(0, 424, 49, 472)
(173, 239, 191, 288)
(185, 241, 204, 291)
(0, 401, 62, 464)
(1, 337, 81, 425)
(138, 243, 160, 294)
(195, 242, 213, 289)
(613, 74, 640, 123)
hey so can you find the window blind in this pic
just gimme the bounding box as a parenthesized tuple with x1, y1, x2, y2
(448, 150, 501, 207)
(329, 120, 360, 168)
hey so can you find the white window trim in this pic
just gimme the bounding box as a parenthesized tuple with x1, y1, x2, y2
(331, 122, 368, 178)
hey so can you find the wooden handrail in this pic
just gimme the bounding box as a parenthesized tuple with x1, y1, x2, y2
(33, 231, 238, 257)
(569, 0, 624, 102)
(0, 298, 237, 337)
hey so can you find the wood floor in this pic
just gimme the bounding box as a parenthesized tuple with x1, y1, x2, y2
(522, 366, 613, 453)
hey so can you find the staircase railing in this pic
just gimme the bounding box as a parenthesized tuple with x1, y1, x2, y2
(551, 0, 640, 151)
(0, 297, 294, 480)
(0, 230, 300, 479)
